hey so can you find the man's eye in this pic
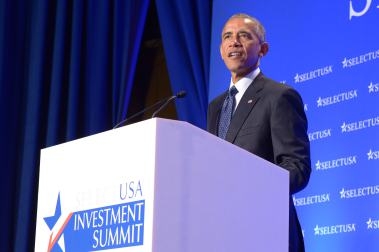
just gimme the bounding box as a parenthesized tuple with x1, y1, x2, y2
(239, 33, 249, 39)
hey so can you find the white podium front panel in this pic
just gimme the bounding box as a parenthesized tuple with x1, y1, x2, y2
(35, 120, 158, 251)
(35, 118, 289, 252)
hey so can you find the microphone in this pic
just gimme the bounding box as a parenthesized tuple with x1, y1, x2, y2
(113, 90, 186, 129)
(151, 90, 186, 118)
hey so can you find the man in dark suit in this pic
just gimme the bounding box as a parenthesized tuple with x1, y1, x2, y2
(207, 13, 311, 252)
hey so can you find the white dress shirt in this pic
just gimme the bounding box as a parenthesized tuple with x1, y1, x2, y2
(229, 67, 261, 112)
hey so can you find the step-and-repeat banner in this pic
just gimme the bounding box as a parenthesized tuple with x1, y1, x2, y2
(209, 1, 379, 251)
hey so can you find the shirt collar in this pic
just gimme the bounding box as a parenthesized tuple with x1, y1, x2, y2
(229, 67, 261, 95)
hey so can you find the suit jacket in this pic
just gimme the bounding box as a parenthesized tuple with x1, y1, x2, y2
(207, 73, 311, 252)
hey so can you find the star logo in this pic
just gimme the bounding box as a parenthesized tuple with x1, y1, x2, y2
(340, 188, 347, 198)
(314, 225, 320, 235)
(367, 218, 373, 229)
(341, 122, 347, 132)
(342, 58, 348, 68)
(44, 193, 73, 252)
(315, 160, 321, 170)
(367, 149, 374, 160)
(368, 82, 374, 93)
(317, 97, 322, 107)
(44, 194, 62, 230)
(294, 74, 300, 83)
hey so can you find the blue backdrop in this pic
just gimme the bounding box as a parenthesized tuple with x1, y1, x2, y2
(210, 1, 379, 251)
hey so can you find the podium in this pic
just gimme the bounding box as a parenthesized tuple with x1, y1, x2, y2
(35, 118, 289, 251)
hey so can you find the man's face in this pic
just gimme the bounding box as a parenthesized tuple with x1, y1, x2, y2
(220, 17, 264, 80)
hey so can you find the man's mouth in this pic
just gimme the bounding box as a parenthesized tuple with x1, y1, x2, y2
(228, 52, 243, 57)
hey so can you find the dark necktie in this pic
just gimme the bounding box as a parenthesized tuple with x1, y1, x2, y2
(218, 86, 238, 139)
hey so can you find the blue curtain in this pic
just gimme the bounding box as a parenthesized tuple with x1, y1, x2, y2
(155, 0, 212, 129)
(0, 0, 149, 250)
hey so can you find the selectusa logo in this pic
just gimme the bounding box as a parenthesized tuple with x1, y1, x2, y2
(349, 0, 379, 19)
(293, 193, 330, 207)
(314, 223, 356, 236)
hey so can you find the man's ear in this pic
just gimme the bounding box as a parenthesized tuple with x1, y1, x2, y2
(260, 42, 269, 57)
(220, 44, 224, 60)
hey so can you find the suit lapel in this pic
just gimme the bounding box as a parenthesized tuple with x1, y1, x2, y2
(225, 74, 265, 143)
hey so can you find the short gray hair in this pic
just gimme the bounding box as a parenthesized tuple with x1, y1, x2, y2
(225, 13, 266, 43)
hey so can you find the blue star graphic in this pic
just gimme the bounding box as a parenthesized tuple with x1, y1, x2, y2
(44, 193, 62, 230)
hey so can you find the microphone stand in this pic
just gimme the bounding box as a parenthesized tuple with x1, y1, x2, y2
(113, 90, 186, 129)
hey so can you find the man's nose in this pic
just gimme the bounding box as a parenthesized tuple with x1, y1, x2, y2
(229, 37, 242, 46)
